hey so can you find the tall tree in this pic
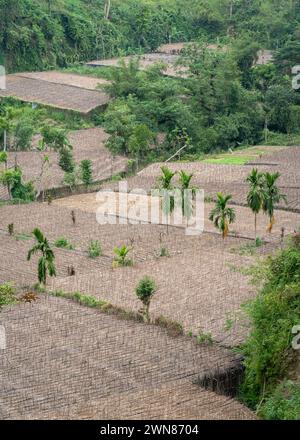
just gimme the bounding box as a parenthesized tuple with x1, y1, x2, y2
(246, 168, 265, 238)
(158, 166, 176, 232)
(178, 170, 195, 222)
(262, 172, 287, 233)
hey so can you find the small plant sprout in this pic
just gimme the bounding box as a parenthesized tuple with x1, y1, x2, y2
(159, 246, 170, 257)
(54, 237, 74, 250)
(135, 276, 157, 323)
(197, 331, 213, 345)
(88, 240, 102, 258)
(113, 245, 133, 267)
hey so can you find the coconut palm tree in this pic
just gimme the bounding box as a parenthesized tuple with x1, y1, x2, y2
(113, 245, 133, 267)
(27, 228, 56, 287)
(178, 170, 195, 222)
(262, 172, 287, 233)
(246, 168, 265, 238)
(209, 192, 236, 239)
(158, 166, 176, 233)
(158, 166, 176, 190)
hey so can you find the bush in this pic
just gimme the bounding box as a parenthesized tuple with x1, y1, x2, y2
(0, 283, 17, 310)
(14, 121, 34, 151)
(135, 276, 157, 322)
(58, 147, 75, 173)
(136, 277, 157, 303)
(240, 241, 300, 409)
(63, 169, 78, 190)
(88, 240, 102, 258)
(54, 237, 74, 250)
(260, 381, 300, 420)
(80, 160, 93, 185)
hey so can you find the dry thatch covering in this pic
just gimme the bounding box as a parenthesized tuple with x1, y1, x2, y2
(0, 295, 256, 420)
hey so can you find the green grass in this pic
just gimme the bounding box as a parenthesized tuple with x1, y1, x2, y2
(200, 145, 281, 166)
(203, 156, 253, 165)
(63, 65, 117, 81)
(260, 131, 300, 146)
(15, 232, 32, 241)
(54, 237, 75, 250)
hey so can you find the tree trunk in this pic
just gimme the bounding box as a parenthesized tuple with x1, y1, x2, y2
(264, 117, 268, 143)
(7, 183, 11, 200)
(254, 213, 257, 239)
(143, 300, 150, 323)
(229, 1, 233, 19)
(104, 0, 111, 19)
(3, 129, 7, 151)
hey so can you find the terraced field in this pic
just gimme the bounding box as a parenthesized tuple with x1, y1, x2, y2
(1, 140, 299, 419)
(0, 295, 256, 420)
(16, 71, 109, 90)
(86, 53, 188, 78)
(0, 128, 128, 199)
(2, 200, 295, 346)
(101, 146, 300, 211)
(0, 75, 110, 113)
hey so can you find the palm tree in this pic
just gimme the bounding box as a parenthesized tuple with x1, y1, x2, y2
(178, 170, 195, 222)
(209, 192, 236, 239)
(158, 166, 176, 232)
(158, 166, 176, 190)
(27, 228, 56, 286)
(113, 245, 133, 267)
(262, 172, 287, 233)
(246, 168, 265, 238)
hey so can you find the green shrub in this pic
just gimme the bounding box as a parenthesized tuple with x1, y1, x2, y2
(63, 169, 79, 190)
(54, 237, 74, 250)
(14, 121, 34, 151)
(240, 241, 300, 409)
(88, 240, 102, 258)
(0, 283, 17, 310)
(159, 246, 170, 257)
(80, 160, 93, 185)
(154, 315, 184, 337)
(197, 331, 213, 345)
(58, 147, 75, 173)
(260, 381, 300, 420)
(135, 276, 157, 322)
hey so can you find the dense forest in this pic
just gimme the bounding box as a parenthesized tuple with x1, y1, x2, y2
(1, 0, 300, 157)
(1, 0, 300, 72)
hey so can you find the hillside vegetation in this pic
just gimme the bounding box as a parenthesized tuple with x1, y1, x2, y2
(1, 0, 300, 72)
